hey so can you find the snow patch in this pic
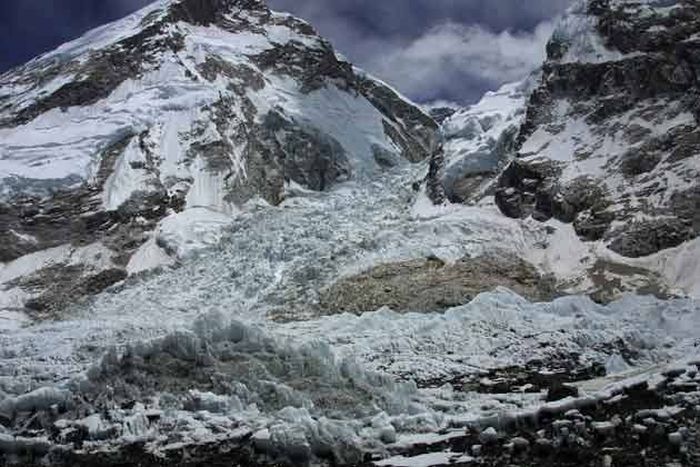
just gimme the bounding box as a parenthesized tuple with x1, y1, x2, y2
(126, 237, 175, 275)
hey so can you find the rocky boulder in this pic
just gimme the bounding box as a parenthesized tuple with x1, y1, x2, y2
(318, 253, 557, 315)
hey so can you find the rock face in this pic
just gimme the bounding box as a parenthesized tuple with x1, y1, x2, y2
(493, 0, 700, 258)
(0, 0, 438, 312)
(421, 0, 700, 299)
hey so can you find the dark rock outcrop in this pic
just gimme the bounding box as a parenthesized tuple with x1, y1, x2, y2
(168, 0, 267, 26)
(357, 76, 439, 163)
(262, 111, 350, 192)
(429, 106, 457, 124)
(607, 218, 695, 258)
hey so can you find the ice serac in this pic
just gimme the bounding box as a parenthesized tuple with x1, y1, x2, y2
(436, 80, 531, 204)
(0, 0, 438, 313)
(495, 0, 700, 258)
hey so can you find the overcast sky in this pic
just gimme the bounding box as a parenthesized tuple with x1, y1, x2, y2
(0, 0, 571, 104)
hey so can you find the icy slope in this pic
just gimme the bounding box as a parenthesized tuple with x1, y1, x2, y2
(438, 80, 531, 204)
(0, 164, 548, 382)
(0, 0, 438, 313)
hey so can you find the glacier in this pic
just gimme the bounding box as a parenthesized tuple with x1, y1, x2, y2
(1, 161, 699, 464)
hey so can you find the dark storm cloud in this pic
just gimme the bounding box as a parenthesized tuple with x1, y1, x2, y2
(268, 0, 571, 39)
(266, 0, 572, 103)
(0, 0, 572, 103)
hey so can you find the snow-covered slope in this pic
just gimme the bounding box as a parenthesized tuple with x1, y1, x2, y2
(0, 0, 438, 312)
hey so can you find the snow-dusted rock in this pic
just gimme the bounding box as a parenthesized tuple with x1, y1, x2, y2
(495, 0, 700, 259)
(425, 0, 700, 300)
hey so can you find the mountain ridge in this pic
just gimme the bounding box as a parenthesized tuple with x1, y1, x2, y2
(0, 0, 439, 313)
(497, 0, 700, 257)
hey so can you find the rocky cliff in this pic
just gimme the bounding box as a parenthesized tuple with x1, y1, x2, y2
(495, 0, 700, 257)
(431, 0, 700, 300)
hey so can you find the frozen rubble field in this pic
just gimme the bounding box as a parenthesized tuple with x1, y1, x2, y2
(1, 163, 699, 464)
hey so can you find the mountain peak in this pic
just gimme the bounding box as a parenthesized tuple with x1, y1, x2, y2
(167, 0, 268, 26)
(0, 0, 437, 310)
